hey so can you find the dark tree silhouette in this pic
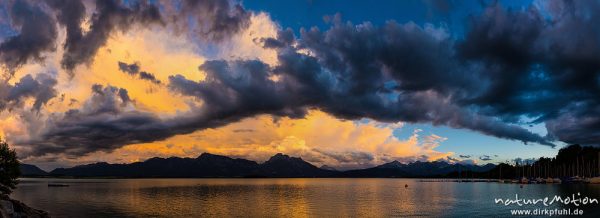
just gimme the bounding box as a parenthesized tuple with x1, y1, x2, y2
(0, 138, 20, 195)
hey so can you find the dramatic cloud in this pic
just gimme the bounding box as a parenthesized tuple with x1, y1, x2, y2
(0, 73, 57, 111)
(47, 110, 449, 170)
(0, 0, 253, 74)
(49, 0, 163, 72)
(18, 84, 170, 156)
(160, 0, 251, 41)
(0, 0, 57, 74)
(230, 16, 553, 147)
(456, 1, 600, 146)
(2, 0, 600, 165)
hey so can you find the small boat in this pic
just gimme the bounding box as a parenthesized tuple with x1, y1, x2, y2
(48, 184, 69, 187)
(545, 178, 554, 183)
(520, 177, 529, 184)
(553, 178, 561, 183)
(564, 176, 584, 184)
(536, 178, 545, 184)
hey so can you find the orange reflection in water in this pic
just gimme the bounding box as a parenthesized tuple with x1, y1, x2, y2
(15, 178, 599, 217)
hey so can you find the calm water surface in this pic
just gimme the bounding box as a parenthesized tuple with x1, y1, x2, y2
(11, 178, 600, 217)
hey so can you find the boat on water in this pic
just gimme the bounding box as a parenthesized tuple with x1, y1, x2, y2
(535, 178, 545, 184)
(545, 178, 554, 183)
(48, 184, 69, 187)
(519, 177, 529, 184)
(563, 176, 584, 184)
(553, 178, 561, 183)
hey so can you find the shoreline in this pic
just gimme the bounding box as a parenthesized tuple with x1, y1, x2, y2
(0, 194, 49, 218)
(19, 177, 600, 184)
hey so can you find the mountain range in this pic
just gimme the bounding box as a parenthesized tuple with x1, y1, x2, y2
(20, 164, 49, 176)
(21, 153, 495, 178)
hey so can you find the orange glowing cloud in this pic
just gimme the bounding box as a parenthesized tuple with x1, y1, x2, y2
(3, 11, 455, 170)
(56, 110, 453, 169)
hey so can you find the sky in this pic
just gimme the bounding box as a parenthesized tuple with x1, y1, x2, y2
(0, 0, 599, 171)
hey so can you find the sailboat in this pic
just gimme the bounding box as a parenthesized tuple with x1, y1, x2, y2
(586, 153, 600, 184)
(520, 177, 529, 184)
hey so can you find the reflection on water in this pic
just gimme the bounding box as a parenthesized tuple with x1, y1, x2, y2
(12, 178, 600, 217)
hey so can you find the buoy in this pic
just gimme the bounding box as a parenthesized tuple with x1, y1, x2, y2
(520, 185, 523, 188)
(405, 184, 408, 188)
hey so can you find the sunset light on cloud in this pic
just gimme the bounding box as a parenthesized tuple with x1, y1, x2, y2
(1, 0, 599, 171)
(61, 110, 452, 170)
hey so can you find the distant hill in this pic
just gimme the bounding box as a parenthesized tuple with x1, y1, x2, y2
(51, 153, 261, 177)
(342, 161, 495, 178)
(20, 164, 48, 176)
(33, 145, 599, 179)
(46, 153, 496, 178)
(319, 165, 338, 171)
(260, 153, 336, 177)
(50, 153, 335, 178)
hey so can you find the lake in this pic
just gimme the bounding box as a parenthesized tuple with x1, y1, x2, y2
(11, 178, 600, 217)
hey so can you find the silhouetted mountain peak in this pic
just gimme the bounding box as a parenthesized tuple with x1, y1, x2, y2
(377, 160, 405, 168)
(197, 153, 228, 160)
(267, 153, 303, 163)
(430, 161, 451, 168)
(20, 164, 48, 176)
(261, 153, 334, 177)
(145, 157, 165, 162)
(45, 153, 500, 178)
(76, 162, 110, 168)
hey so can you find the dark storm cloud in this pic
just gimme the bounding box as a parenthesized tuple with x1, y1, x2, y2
(11, 0, 600, 157)
(0, 0, 57, 74)
(167, 51, 554, 147)
(20, 80, 286, 157)
(252, 17, 554, 146)
(545, 104, 600, 147)
(118, 61, 161, 84)
(249, 1, 600, 147)
(162, 0, 251, 41)
(0, 73, 57, 112)
(1, 0, 252, 74)
(20, 84, 170, 156)
(50, 0, 163, 72)
(459, 155, 471, 158)
(455, 1, 600, 146)
(260, 28, 295, 49)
